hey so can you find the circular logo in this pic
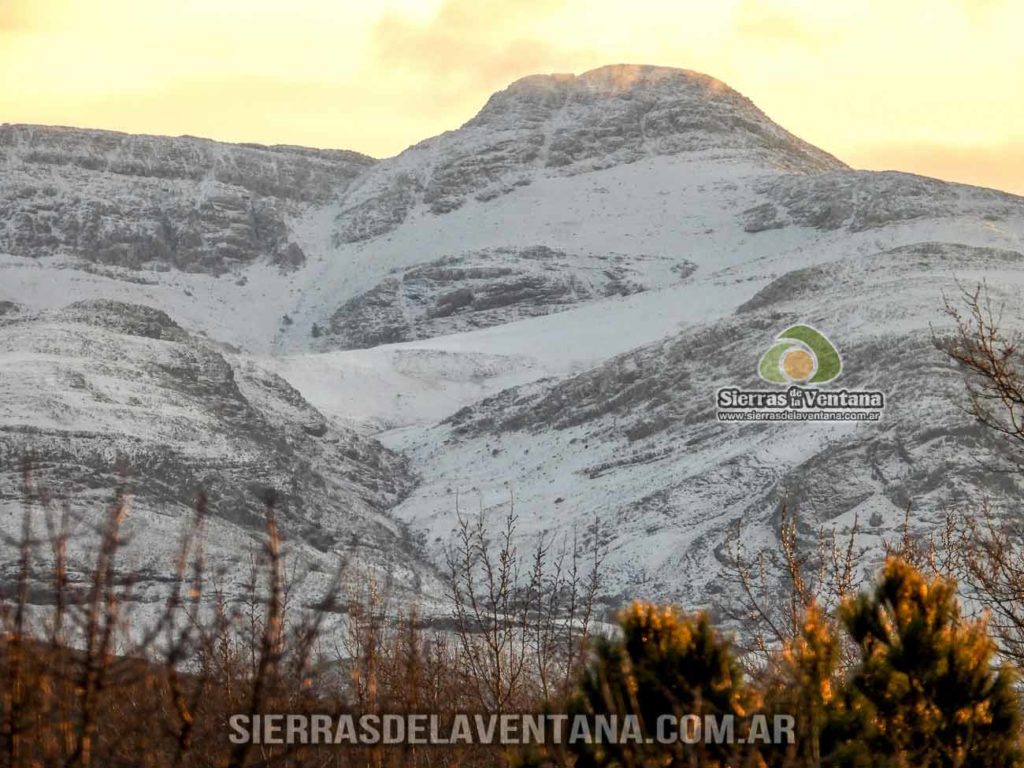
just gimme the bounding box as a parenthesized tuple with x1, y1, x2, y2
(758, 325, 842, 385)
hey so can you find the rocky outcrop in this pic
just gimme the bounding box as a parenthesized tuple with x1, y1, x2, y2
(320, 246, 690, 349)
(741, 171, 1023, 233)
(0, 124, 375, 273)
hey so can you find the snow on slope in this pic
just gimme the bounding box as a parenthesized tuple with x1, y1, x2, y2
(0, 300, 434, 606)
(375, 243, 1024, 607)
(4, 64, 1024, 616)
(264, 167, 1024, 610)
(267, 137, 1024, 611)
(269, 158, 1024, 431)
(332, 64, 844, 243)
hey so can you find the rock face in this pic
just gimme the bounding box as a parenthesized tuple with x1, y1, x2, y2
(333, 64, 846, 243)
(0, 124, 374, 273)
(320, 246, 692, 349)
(0, 300, 421, 602)
(742, 171, 1022, 233)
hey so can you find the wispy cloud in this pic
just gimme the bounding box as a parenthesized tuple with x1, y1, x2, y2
(733, 0, 828, 45)
(370, 0, 597, 111)
(1, 0, 33, 32)
(0, 0, 74, 34)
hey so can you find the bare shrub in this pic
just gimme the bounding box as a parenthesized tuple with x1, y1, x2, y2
(0, 463, 608, 767)
(936, 285, 1024, 664)
(942, 283, 1024, 452)
(724, 507, 860, 663)
(444, 495, 603, 714)
(0, 467, 337, 768)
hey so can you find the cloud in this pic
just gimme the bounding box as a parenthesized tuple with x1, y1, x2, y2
(375, 0, 566, 70)
(360, 0, 602, 138)
(371, 0, 595, 95)
(733, 0, 826, 45)
(0, 0, 72, 34)
(0, 0, 33, 32)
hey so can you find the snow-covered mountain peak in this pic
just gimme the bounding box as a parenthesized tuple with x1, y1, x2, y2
(334, 64, 846, 242)
(465, 63, 846, 171)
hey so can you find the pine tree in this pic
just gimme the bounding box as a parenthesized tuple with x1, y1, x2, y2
(827, 557, 1023, 767)
(761, 600, 843, 768)
(568, 602, 756, 768)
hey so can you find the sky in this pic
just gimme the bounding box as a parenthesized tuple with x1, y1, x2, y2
(2, 0, 1022, 194)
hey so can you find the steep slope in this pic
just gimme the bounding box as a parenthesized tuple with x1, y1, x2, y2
(0, 300, 427, 604)
(0, 66, 849, 356)
(277, 161, 1024, 431)
(298, 65, 848, 352)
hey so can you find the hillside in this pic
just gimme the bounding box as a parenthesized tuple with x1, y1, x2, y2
(2, 64, 1023, 611)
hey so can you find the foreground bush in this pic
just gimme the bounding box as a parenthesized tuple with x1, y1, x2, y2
(827, 558, 1022, 767)
(527, 557, 1023, 768)
(567, 605, 754, 768)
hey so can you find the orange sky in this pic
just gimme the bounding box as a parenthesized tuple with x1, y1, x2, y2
(2, 0, 1022, 194)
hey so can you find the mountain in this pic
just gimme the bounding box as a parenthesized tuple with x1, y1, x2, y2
(0, 124, 372, 272)
(2, 64, 1024, 614)
(385, 241, 1024, 606)
(0, 299, 424, 607)
(332, 65, 844, 244)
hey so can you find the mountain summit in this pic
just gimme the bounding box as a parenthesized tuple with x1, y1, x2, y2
(334, 64, 846, 242)
(474, 64, 844, 171)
